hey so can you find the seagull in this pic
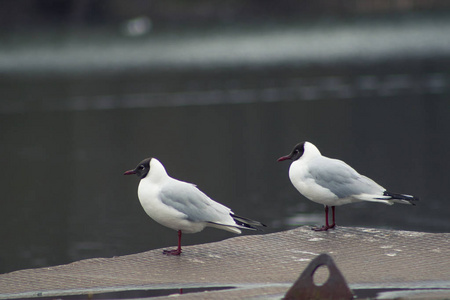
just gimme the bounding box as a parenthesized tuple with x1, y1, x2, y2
(278, 142, 418, 231)
(124, 157, 265, 255)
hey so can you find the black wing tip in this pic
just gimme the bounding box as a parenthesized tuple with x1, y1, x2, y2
(383, 191, 420, 204)
(231, 213, 267, 230)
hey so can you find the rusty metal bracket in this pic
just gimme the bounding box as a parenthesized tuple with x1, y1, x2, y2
(284, 253, 354, 300)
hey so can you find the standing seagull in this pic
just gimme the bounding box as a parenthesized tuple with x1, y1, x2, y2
(124, 157, 265, 255)
(278, 142, 418, 231)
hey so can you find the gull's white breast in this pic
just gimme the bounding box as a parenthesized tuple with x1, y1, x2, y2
(137, 178, 206, 233)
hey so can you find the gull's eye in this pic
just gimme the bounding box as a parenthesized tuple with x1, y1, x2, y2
(138, 165, 145, 170)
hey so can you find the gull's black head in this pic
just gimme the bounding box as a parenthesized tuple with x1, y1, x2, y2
(277, 142, 305, 162)
(124, 158, 151, 179)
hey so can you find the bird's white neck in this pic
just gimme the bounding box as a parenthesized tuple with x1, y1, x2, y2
(302, 142, 322, 160)
(145, 158, 169, 183)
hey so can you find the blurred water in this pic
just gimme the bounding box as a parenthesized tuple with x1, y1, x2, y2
(2, 15, 450, 74)
(1, 17, 450, 274)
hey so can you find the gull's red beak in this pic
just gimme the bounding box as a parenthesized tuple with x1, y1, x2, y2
(123, 169, 136, 175)
(277, 155, 291, 162)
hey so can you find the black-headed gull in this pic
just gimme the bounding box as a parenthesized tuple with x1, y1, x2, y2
(124, 157, 265, 255)
(278, 142, 418, 231)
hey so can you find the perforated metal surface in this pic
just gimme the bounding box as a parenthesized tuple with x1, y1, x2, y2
(0, 226, 449, 299)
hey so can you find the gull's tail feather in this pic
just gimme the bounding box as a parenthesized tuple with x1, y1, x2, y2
(231, 214, 267, 231)
(207, 222, 243, 234)
(207, 214, 266, 234)
(379, 191, 419, 205)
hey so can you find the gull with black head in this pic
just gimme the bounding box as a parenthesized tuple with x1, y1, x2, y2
(278, 142, 418, 231)
(124, 157, 265, 255)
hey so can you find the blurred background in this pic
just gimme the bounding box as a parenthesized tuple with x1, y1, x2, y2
(1, 0, 449, 274)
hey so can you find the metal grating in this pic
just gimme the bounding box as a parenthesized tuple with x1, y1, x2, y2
(0, 226, 449, 299)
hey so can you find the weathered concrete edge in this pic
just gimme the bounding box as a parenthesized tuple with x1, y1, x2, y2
(1, 226, 449, 299)
(2, 276, 450, 299)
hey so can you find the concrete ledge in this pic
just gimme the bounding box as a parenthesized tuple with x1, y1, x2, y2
(0, 226, 449, 299)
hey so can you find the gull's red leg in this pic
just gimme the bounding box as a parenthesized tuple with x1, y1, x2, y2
(312, 205, 335, 231)
(163, 230, 182, 255)
(330, 206, 336, 228)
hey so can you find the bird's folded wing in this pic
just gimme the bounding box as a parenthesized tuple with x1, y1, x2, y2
(159, 181, 233, 223)
(308, 157, 385, 198)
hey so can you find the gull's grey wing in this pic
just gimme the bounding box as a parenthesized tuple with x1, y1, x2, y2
(307, 157, 384, 198)
(159, 180, 231, 223)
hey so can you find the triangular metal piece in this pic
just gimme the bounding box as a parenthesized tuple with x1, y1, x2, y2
(284, 253, 353, 300)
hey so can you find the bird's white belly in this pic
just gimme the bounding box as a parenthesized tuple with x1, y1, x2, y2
(291, 177, 339, 205)
(138, 185, 206, 234)
(289, 165, 359, 206)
